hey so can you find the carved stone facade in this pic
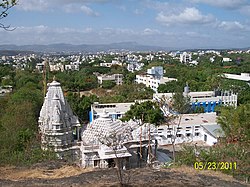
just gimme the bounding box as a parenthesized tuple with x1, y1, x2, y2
(38, 80, 81, 161)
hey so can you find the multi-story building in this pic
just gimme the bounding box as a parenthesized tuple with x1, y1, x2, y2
(136, 66, 177, 92)
(154, 113, 223, 146)
(154, 85, 238, 114)
(180, 52, 192, 63)
(89, 102, 135, 122)
(97, 73, 123, 85)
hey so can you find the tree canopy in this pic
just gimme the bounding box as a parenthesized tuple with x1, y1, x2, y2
(121, 101, 164, 126)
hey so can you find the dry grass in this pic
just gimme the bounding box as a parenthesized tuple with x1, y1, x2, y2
(169, 165, 238, 182)
(0, 165, 94, 180)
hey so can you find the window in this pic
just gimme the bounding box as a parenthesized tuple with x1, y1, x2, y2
(176, 134, 182, 137)
(167, 135, 172, 138)
(195, 132, 200, 136)
(94, 160, 99, 167)
(186, 133, 191, 137)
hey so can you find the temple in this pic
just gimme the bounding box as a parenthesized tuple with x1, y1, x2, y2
(39, 80, 157, 168)
(80, 113, 155, 168)
(38, 80, 81, 161)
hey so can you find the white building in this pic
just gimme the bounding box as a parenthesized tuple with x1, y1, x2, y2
(127, 61, 144, 72)
(38, 80, 81, 160)
(136, 66, 177, 92)
(97, 74, 123, 85)
(49, 63, 64, 72)
(0, 85, 12, 96)
(154, 113, 223, 146)
(180, 52, 192, 63)
(222, 57, 232, 62)
(224, 73, 250, 85)
(89, 102, 135, 122)
(81, 114, 155, 168)
(65, 63, 79, 71)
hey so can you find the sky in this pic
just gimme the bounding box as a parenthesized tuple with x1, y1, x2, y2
(1, 0, 250, 49)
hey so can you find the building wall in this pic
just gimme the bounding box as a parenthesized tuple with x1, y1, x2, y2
(97, 74, 123, 85)
(136, 75, 176, 92)
(154, 124, 218, 146)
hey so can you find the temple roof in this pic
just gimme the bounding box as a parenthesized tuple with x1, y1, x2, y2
(39, 80, 80, 133)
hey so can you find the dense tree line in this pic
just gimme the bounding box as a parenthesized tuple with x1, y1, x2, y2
(0, 69, 55, 165)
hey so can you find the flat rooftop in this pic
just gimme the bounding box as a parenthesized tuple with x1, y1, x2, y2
(92, 102, 135, 114)
(171, 112, 217, 126)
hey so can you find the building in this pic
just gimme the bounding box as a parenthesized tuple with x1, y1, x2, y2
(38, 80, 81, 161)
(65, 63, 79, 71)
(224, 73, 250, 85)
(81, 113, 155, 168)
(39, 80, 158, 168)
(0, 85, 12, 97)
(97, 74, 123, 85)
(127, 60, 144, 72)
(154, 85, 237, 113)
(49, 63, 64, 72)
(222, 57, 232, 62)
(35, 63, 45, 72)
(39, 80, 224, 168)
(147, 66, 164, 78)
(154, 113, 223, 146)
(180, 52, 192, 63)
(89, 102, 135, 122)
(135, 66, 177, 92)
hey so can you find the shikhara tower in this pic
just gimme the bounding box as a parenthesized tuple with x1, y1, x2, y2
(38, 80, 81, 160)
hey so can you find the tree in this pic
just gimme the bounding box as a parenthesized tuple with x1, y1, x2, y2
(99, 132, 129, 186)
(102, 80, 116, 89)
(121, 101, 164, 166)
(166, 91, 190, 164)
(217, 104, 250, 144)
(157, 81, 181, 93)
(67, 92, 99, 122)
(0, 0, 17, 30)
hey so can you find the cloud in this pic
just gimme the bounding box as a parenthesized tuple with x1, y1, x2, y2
(17, 0, 113, 12)
(240, 5, 250, 15)
(134, 9, 143, 15)
(156, 7, 214, 25)
(190, 0, 249, 9)
(17, 0, 50, 11)
(218, 21, 247, 31)
(62, 4, 99, 16)
(80, 5, 99, 16)
(142, 28, 160, 35)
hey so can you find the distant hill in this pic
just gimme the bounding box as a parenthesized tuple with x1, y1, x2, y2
(0, 50, 36, 56)
(0, 42, 171, 53)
